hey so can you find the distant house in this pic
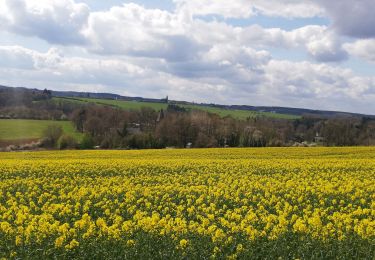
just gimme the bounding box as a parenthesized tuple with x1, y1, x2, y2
(127, 123, 141, 134)
(111, 123, 141, 137)
(314, 132, 325, 143)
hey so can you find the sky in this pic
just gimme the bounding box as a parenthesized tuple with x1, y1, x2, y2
(0, 0, 375, 114)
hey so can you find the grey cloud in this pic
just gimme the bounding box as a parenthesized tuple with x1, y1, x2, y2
(305, 32, 348, 62)
(0, 46, 35, 69)
(164, 44, 270, 91)
(0, 1, 374, 114)
(1, 0, 89, 45)
(0, 44, 374, 114)
(316, 0, 375, 38)
(0, 1, 348, 63)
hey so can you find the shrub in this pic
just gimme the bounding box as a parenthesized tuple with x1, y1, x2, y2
(42, 125, 63, 148)
(57, 134, 77, 150)
(80, 134, 95, 149)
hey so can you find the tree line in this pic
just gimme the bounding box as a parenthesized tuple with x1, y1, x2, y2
(69, 104, 375, 149)
(1, 87, 375, 149)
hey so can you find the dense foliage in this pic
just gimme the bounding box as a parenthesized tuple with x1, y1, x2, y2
(0, 148, 374, 259)
(69, 104, 375, 148)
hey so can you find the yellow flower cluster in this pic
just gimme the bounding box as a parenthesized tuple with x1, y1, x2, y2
(0, 147, 374, 258)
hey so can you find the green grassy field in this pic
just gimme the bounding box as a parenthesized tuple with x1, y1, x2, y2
(0, 119, 82, 141)
(78, 97, 168, 111)
(181, 104, 299, 120)
(56, 97, 299, 120)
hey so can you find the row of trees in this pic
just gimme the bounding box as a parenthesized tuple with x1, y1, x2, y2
(0, 88, 80, 120)
(69, 104, 375, 149)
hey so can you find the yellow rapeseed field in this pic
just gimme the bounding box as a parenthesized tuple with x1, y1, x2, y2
(0, 147, 374, 259)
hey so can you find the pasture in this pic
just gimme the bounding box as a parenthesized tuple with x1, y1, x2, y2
(0, 119, 82, 142)
(58, 97, 299, 120)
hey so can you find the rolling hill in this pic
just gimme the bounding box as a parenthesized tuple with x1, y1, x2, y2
(1, 85, 374, 119)
(0, 119, 82, 146)
(56, 97, 299, 120)
(50, 88, 374, 119)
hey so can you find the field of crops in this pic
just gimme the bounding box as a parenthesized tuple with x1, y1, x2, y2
(0, 147, 374, 259)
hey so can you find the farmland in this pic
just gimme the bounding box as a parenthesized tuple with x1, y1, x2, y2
(57, 97, 299, 120)
(0, 147, 374, 258)
(0, 119, 82, 142)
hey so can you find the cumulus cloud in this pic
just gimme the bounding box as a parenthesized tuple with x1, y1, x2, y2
(1, 44, 374, 113)
(344, 39, 375, 62)
(265, 61, 354, 98)
(84, 4, 347, 63)
(261, 60, 375, 111)
(174, 0, 375, 39)
(174, 0, 323, 19)
(165, 44, 270, 90)
(84, 3, 204, 61)
(174, 0, 255, 19)
(0, 45, 146, 85)
(0, 1, 348, 63)
(238, 25, 348, 62)
(0, 0, 89, 44)
(0, 46, 36, 69)
(0, 45, 64, 69)
(316, 0, 375, 38)
(0, 0, 374, 114)
(303, 30, 348, 62)
(203, 44, 271, 68)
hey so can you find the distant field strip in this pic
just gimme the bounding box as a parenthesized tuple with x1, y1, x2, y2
(0, 119, 82, 141)
(56, 97, 299, 120)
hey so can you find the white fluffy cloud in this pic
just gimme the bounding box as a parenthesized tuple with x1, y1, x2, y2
(0, 0, 374, 114)
(303, 29, 348, 62)
(83, 4, 348, 63)
(84, 3, 202, 61)
(174, 0, 323, 18)
(0, 46, 64, 69)
(0, 45, 374, 113)
(344, 39, 375, 62)
(264, 60, 367, 99)
(239, 25, 348, 62)
(0, 1, 351, 63)
(0, 0, 89, 44)
(0, 46, 146, 86)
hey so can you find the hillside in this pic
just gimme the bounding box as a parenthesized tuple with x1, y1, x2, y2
(57, 97, 299, 120)
(50, 88, 374, 118)
(0, 119, 82, 146)
(1, 85, 373, 119)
